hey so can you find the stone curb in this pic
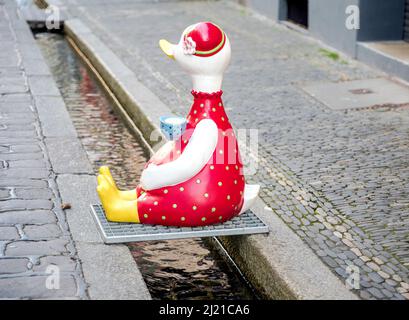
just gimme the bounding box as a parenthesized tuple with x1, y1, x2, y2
(63, 18, 359, 300)
(9, 3, 150, 300)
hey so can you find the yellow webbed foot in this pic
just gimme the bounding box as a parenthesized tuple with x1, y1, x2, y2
(97, 174, 139, 223)
(99, 166, 137, 201)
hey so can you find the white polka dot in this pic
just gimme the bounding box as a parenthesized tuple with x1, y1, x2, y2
(234, 180, 237, 184)
(221, 117, 225, 121)
(196, 179, 201, 184)
(200, 103, 204, 108)
(176, 150, 181, 154)
(219, 150, 223, 154)
(203, 113, 207, 117)
(172, 204, 177, 209)
(181, 217, 186, 221)
(204, 193, 209, 198)
(227, 195, 231, 200)
(183, 140, 187, 144)
(179, 187, 184, 192)
(195, 118, 198, 122)
(194, 110, 197, 114)
(212, 108, 216, 112)
(210, 165, 214, 170)
(218, 103, 222, 106)
(192, 205, 197, 211)
(154, 201, 158, 206)
(218, 181, 223, 187)
(211, 207, 216, 212)
(235, 165, 239, 170)
(163, 189, 168, 194)
(225, 166, 229, 170)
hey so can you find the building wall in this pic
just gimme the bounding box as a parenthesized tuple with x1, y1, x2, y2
(308, 0, 359, 56)
(239, 0, 287, 21)
(241, 0, 406, 58)
(357, 0, 405, 41)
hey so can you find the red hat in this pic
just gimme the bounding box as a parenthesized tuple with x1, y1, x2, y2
(183, 22, 226, 57)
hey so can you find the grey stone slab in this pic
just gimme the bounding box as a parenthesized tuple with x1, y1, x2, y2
(45, 137, 93, 174)
(28, 75, 61, 97)
(34, 95, 77, 138)
(0, 210, 56, 225)
(0, 258, 29, 274)
(0, 226, 19, 240)
(302, 78, 409, 110)
(0, 178, 48, 188)
(5, 239, 69, 256)
(0, 199, 53, 211)
(0, 275, 77, 299)
(22, 58, 52, 76)
(33, 255, 77, 273)
(23, 224, 62, 240)
(76, 242, 150, 300)
(14, 188, 53, 200)
(56, 174, 102, 243)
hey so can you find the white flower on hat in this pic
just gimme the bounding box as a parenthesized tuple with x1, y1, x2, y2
(183, 36, 196, 55)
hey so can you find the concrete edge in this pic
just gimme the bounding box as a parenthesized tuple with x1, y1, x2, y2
(63, 18, 359, 300)
(11, 6, 150, 299)
(357, 42, 409, 83)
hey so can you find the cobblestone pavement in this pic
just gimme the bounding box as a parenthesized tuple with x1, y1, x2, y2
(58, 0, 409, 299)
(0, 1, 86, 299)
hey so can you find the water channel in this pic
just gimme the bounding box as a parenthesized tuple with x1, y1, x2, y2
(35, 32, 256, 300)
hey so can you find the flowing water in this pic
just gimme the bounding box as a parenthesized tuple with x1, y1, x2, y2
(35, 32, 255, 300)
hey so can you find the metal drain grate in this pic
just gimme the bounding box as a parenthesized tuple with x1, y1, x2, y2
(90, 204, 269, 243)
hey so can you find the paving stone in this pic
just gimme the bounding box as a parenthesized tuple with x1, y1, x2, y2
(0, 275, 77, 299)
(23, 224, 62, 240)
(0, 178, 47, 188)
(0, 258, 29, 274)
(33, 256, 77, 272)
(0, 210, 55, 224)
(367, 287, 385, 299)
(0, 188, 10, 199)
(0, 199, 53, 211)
(368, 272, 385, 284)
(5, 239, 69, 256)
(0, 226, 19, 240)
(14, 188, 53, 200)
(8, 159, 47, 168)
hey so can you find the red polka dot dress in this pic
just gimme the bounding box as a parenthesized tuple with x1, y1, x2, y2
(136, 90, 245, 226)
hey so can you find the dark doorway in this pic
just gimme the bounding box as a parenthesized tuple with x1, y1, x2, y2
(287, 0, 309, 28)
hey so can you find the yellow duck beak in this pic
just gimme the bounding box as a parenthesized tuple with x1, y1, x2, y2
(159, 39, 175, 59)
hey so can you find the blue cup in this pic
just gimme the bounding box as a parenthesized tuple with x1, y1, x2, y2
(160, 116, 187, 141)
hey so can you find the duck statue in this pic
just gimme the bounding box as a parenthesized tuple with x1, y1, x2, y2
(97, 22, 260, 226)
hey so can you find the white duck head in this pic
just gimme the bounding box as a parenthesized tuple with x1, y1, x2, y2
(159, 22, 231, 93)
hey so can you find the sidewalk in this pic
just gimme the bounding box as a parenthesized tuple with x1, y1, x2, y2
(0, 0, 149, 299)
(55, 0, 409, 299)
